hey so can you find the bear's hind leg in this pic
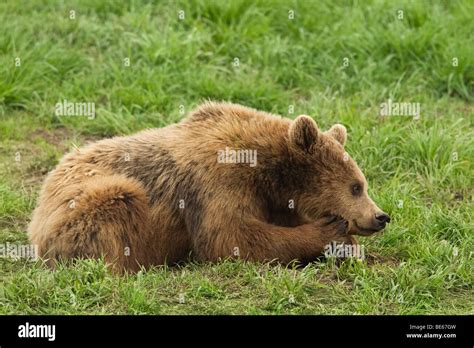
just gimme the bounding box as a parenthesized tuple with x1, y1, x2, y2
(32, 175, 154, 272)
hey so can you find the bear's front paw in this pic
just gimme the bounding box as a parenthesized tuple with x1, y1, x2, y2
(336, 234, 358, 246)
(316, 215, 349, 236)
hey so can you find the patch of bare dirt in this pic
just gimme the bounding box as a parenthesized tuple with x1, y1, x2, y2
(365, 253, 400, 267)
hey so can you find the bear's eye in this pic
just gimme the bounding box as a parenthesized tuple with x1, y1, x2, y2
(351, 183, 362, 196)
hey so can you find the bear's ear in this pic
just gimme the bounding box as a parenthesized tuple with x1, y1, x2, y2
(289, 115, 319, 153)
(326, 124, 347, 146)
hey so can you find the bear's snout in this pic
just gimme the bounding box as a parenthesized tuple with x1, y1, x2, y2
(374, 212, 391, 230)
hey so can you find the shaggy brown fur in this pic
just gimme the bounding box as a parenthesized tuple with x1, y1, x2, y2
(28, 102, 389, 271)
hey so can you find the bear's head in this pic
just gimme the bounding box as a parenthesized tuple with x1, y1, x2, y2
(288, 115, 390, 235)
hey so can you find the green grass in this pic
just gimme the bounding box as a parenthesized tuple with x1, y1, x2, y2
(0, 0, 472, 314)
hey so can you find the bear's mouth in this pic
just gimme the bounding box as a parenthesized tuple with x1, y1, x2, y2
(350, 220, 382, 236)
(320, 213, 383, 236)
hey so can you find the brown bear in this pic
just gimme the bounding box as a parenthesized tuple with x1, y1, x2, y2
(28, 102, 390, 271)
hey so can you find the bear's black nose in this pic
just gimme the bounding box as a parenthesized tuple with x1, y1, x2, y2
(375, 212, 391, 225)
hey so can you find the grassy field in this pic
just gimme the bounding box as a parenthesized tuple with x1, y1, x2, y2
(0, 0, 473, 314)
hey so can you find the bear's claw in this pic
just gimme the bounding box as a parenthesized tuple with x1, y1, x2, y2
(319, 215, 349, 235)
